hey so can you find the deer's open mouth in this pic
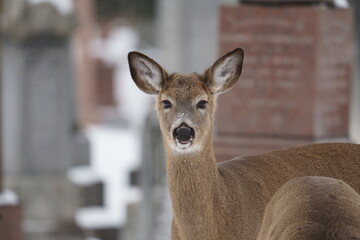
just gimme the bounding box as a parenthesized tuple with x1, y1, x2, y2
(175, 139, 192, 149)
(173, 124, 195, 149)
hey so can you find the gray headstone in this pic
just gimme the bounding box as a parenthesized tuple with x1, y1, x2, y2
(1, 2, 90, 239)
(21, 37, 77, 173)
(2, 38, 89, 173)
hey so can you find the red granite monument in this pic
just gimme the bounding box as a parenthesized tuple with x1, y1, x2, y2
(215, 2, 354, 161)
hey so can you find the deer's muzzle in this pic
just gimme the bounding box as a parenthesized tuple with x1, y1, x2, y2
(173, 124, 195, 144)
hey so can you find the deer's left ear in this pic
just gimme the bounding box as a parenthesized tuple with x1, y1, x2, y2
(204, 48, 244, 95)
(128, 51, 167, 95)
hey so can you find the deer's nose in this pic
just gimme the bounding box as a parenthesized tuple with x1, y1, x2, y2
(173, 124, 195, 143)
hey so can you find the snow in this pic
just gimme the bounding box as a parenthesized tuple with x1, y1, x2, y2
(0, 189, 19, 206)
(91, 27, 140, 67)
(71, 25, 157, 230)
(90, 26, 154, 128)
(74, 125, 142, 229)
(27, 0, 73, 15)
(67, 166, 102, 187)
(334, 0, 349, 8)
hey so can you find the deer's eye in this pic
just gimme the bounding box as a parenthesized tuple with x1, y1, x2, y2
(197, 100, 208, 110)
(162, 100, 172, 109)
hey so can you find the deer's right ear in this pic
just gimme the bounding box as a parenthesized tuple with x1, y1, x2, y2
(205, 48, 244, 95)
(128, 52, 166, 95)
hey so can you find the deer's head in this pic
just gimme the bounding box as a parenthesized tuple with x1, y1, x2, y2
(128, 48, 244, 154)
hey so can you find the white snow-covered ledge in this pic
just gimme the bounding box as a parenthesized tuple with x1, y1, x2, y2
(334, 0, 349, 8)
(0, 189, 19, 206)
(67, 166, 103, 187)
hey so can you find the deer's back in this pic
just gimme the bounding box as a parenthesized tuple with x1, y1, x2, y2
(257, 176, 360, 240)
(219, 142, 360, 194)
(216, 142, 360, 239)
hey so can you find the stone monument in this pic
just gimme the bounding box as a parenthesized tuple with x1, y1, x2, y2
(0, 1, 23, 239)
(215, 0, 354, 161)
(1, 0, 88, 238)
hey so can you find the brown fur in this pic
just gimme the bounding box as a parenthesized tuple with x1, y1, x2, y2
(128, 49, 360, 240)
(257, 176, 360, 240)
(219, 144, 360, 240)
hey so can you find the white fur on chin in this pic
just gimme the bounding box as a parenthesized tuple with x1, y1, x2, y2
(170, 140, 201, 155)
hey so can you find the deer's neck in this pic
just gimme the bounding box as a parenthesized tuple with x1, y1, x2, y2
(165, 138, 221, 239)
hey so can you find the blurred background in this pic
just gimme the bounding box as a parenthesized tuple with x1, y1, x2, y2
(0, 0, 359, 240)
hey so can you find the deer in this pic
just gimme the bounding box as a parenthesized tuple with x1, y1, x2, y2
(128, 48, 360, 240)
